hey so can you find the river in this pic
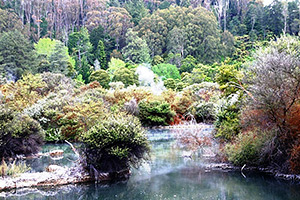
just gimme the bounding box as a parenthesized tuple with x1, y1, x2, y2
(1, 128, 300, 200)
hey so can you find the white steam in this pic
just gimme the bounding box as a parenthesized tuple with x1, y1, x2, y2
(135, 64, 165, 95)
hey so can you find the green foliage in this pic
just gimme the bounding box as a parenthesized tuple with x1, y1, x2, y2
(95, 40, 107, 69)
(190, 101, 216, 123)
(112, 67, 139, 87)
(221, 31, 236, 58)
(48, 40, 75, 76)
(54, 88, 108, 140)
(122, 29, 150, 64)
(180, 55, 197, 73)
(0, 159, 31, 177)
(164, 78, 176, 90)
(225, 130, 272, 166)
(215, 63, 242, 97)
(107, 58, 126, 75)
(176, 82, 185, 92)
(138, 100, 175, 126)
(182, 68, 206, 85)
(152, 63, 180, 80)
(0, 106, 44, 158)
(0, 8, 23, 33)
(35, 38, 56, 57)
(89, 25, 115, 62)
(80, 115, 150, 173)
(137, 6, 223, 63)
(152, 55, 164, 66)
(68, 28, 93, 82)
(214, 94, 241, 141)
(1, 73, 46, 111)
(125, 0, 148, 25)
(89, 70, 110, 89)
(0, 31, 38, 81)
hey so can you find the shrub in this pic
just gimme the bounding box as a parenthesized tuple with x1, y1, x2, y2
(80, 115, 150, 175)
(0, 159, 31, 177)
(290, 144, 300, 174)
(215, 63, 242, 97)
(54, 90, 108, 140)
(112, 67, 139, 87)
(172, 90, 194, 115)
(225, 130, 271, 166)
(0, 106, 44, 158)
(1, 74, 46, 111)
(152, 63, 180, 80)
(244, 35, 300, 172)
(40, 72, 75, 93)
(107, 58, 126, 75)
(190, 101, 216, 123)
(179, 55, 197, 73)
(89, 70, 110, 89)
(138, 100, 175, 126)
(176, 82, 185, 91)
(164, 78, 176, 90)
(214, 93, 241, 141)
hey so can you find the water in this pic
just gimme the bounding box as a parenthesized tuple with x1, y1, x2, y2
(25, 143, 78, 172)
(1, 129, 300, 200)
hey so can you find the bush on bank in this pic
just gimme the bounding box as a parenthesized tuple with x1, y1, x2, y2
(80, 115, 150, 175)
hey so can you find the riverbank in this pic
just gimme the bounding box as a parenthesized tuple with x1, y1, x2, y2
(1, 161, 299, 195)
(204, 163, 300, 182)
(0, 164, 131, 192)
(0, 125, 299, 194)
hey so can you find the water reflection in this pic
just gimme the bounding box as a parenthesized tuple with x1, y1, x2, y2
(1, 129, 300, 200)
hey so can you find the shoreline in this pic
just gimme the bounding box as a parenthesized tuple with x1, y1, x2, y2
(205, 163, 300, 182)
(0, 165, 130, 193)
(0, 124, 299, 194)
(0, 162, 299, 194)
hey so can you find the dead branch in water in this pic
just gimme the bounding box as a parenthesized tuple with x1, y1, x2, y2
(65, 140, 80, 157)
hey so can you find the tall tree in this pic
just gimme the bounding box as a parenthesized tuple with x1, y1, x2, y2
(125, 0, 149, 25)
(122, 28, 151, 64)
(89, 25, 115, 62)
(265, 0, 284, 36)
(0, 8, 23, 33)
(96, 40, 107, 69)
(68, 27, 93, 82)
(0, 31, 37, 81)
(287, 1, 300, 35)
(136, 6, 223, 63)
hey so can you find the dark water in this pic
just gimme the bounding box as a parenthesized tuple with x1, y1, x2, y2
(1, 129, 300, 200)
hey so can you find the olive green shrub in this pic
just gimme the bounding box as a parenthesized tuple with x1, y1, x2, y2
(138, 100, 175, 126)
(80, 115, 150, 174)
(0, 106, 44, 158)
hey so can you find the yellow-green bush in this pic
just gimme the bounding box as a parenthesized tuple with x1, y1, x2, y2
(225, 130, 272, 166)
(0, 106, 44, 158)
(0, 159, 31, 177)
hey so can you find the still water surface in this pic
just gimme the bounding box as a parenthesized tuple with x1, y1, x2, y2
(2, 129, 300, 200)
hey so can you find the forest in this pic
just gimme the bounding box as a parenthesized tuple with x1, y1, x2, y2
(0, 0, 300, 184)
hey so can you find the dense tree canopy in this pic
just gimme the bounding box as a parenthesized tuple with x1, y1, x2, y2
(136, 6, 226, 63)
(0, 31, 37, 81)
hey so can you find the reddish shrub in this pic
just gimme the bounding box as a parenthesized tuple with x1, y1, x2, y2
(290, 144, 300, 174)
